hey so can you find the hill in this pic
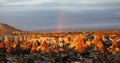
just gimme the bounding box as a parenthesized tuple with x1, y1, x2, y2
(0, 23, 21, 32)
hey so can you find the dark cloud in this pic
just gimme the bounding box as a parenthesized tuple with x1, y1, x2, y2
(0, 0, 120, 31)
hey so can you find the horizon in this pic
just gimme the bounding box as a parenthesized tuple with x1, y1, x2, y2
(0, 0, 120, 31)
(0, 23, 120, 32)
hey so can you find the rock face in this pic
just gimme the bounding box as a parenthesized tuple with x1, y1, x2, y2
(0, 23, 21, 32)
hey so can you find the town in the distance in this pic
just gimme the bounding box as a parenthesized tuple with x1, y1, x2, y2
(0, 23, 120, 63)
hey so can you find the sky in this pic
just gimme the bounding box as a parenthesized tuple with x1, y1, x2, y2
(0, 0, 120, 31)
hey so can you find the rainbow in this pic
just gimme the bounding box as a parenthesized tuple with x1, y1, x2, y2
(56, 9, 63, 33)
(56, 0, 65, 33)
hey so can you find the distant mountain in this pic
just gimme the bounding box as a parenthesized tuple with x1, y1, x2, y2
(0, 23, 21, 32)
(33, 28, 120, 32)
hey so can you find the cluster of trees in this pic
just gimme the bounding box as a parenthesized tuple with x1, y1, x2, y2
(0, 31, 120, 63)
(0, 31, 120, 54)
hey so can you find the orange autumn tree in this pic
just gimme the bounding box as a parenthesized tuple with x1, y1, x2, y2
(30, 40, 40, 53)
(40, 41, 49, 53)
(50, 43, 58, 53)
(4, 41, 12, 53)
(107, 36, 119, 53)
(93, 35, 104, 53)
(69, 35, 86, 53)
(0, 42, 4, 49)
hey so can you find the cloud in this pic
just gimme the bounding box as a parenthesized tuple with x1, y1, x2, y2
(0, 0, 50, 5)
(0, 0, 120, 31)
(61, 22, 120, 29)
(0, 0, 120, 13)
(0, 0, 120, 6)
